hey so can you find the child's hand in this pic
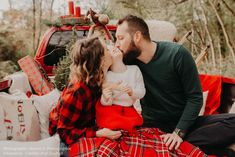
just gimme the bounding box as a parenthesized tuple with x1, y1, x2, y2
(102, 88, 112, 101)
(103, 81, 123, 91)
(121, 86, 133, 96)
(110, 47, 123, 60)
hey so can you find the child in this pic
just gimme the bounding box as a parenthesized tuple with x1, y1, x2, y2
(96, 46, 146, 132)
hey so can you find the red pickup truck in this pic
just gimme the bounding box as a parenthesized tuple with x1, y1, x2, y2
(35, 25, 116, 76)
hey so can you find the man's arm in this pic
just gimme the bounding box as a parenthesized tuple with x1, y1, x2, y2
(161, 45, 203, 150)
(174, 45, 203, 133)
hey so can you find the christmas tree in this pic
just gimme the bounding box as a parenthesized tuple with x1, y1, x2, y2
(53, 30, 78, 91)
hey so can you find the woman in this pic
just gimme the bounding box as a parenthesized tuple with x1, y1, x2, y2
(49, 37, 121, 156)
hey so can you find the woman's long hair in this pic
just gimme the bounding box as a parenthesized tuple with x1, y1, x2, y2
(69, 37, 105, 88)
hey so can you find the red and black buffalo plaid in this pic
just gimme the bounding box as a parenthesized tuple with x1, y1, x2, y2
(49, 80, 100, 145)
(69, 128, 207, 157)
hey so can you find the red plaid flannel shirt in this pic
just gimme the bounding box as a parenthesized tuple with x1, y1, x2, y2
(49, 80, 100, 145)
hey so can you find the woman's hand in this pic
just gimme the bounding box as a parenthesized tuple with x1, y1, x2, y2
(96, 128, 122, 140)
(160, 132, 183, 150)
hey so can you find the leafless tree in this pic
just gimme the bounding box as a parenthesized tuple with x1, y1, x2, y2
(199, 0, 216, 68)
(36, 0, 43, 51)
(8, 0, 13, 10)
(49, 0, 55, 21)
(32, 0, 36, 53)
(208, 0, 235, 64)
(221, 0, 235, 17)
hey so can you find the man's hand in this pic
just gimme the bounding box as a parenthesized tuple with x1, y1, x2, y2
(160, 132, 183, 150)
(96, 128, 122, 140)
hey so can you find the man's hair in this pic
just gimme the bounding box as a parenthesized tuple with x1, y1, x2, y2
(70, 37, 104, 87)
(117, 15, 151, 41)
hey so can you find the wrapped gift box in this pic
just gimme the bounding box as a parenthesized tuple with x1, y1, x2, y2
(18, 55, 54, 95)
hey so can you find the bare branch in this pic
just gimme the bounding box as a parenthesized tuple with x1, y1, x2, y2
(170, 0, 190, 5)
(177, 30, 192, 44)
(32, 0, 36, 53)
(36, 0, 43, 51)
(8, 0, 13, 10)
(196, 45, 210, 67)
(169, 0, 177, 5)
(199, 0, 216, 68)
(221, 0, 235, 17)
(49, 0, 55, 21)
(208, 0, 235, 64)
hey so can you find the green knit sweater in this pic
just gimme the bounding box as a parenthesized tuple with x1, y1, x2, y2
(135, 41, 203, 132)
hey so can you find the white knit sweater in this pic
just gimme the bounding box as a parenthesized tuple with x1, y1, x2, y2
(101, 65, 146, 113)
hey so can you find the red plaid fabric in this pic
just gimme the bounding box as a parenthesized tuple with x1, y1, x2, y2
(69, 128, 207, 157)
(0, 79, 11, 91)
(49, 80, 100, 145)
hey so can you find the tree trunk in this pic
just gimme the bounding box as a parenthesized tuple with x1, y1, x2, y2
(217, 37, 222, 75)
(8, 0, 13, 10)
(32, 0, 36, 53)
(199, 1, 216, 68)
(49, 0, 55, 21)
(216, 2, 226, 57)
(209, 0, 235, 65)
(36, 0, 43, 51)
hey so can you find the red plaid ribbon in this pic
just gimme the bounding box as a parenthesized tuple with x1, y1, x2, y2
(0, 79, 11, 91)
(69, 128, 207, 157)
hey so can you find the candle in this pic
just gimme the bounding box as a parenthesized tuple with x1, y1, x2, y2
(75, 6, 81, 17)
(68, 0, 74, 15)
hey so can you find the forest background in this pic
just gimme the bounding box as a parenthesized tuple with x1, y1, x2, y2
(0, 0, 235, 79)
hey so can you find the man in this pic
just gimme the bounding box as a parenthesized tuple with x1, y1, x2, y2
(115, 15, 235, 156)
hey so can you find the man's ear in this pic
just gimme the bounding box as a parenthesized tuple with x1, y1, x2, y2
(134, 31, 142, 43)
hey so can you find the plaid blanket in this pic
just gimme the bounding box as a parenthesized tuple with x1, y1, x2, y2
(69, 128, 207, 157)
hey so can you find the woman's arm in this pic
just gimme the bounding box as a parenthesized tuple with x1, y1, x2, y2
(57, 85, 96, 145)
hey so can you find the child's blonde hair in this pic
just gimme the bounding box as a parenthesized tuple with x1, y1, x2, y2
(69, 37, 104, 88)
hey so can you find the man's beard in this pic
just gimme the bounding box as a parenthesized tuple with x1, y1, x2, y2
(122, 41, 141, 65)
